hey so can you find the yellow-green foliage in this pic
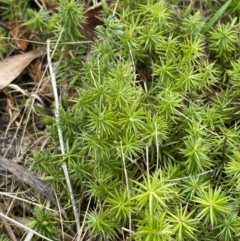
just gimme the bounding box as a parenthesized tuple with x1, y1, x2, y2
(2, 0, 240, 240)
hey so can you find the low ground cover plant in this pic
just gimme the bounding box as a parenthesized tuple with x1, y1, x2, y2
(1, 0, 240, 240)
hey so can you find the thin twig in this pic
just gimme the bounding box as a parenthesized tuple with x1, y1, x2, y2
(0, 205, 18, 241)
(0, 191, 58, 213)
(0, 156, 57, 205)
(47, 39, 80, 230)
(0, 211, 53, 241)
(77, 196, 92, 241)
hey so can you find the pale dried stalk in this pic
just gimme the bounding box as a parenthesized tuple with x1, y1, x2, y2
(47, 39, 80, 231)
(0, 211, 53, 241)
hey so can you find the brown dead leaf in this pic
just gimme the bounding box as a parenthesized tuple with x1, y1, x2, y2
(28, 60, 54, 97)
(27, 60, 44, 83)
(7, 20, 29, 51)
(80, 0, 114, 39)
(0, 49, 43, 89)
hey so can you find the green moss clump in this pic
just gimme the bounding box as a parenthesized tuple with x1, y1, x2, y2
(2, 0, 240, 240)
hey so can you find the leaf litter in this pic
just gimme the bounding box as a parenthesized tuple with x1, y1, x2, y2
(0, 49, 43, 89)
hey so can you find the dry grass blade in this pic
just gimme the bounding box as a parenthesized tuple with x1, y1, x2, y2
(0, 49, 43, 89)
(0, 212, 54, 241)
(47, 38, 80, 230)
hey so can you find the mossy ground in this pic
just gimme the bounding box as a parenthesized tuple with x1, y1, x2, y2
(1, 0, 240, 240)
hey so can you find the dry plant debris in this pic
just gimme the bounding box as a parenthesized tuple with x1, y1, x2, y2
(6, 19, 30, 51)
(4, 0, 237, 240)
(0, 49, 43, 89)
